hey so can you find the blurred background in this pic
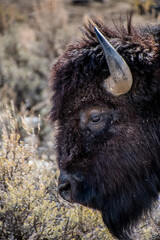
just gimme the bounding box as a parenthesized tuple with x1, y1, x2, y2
(0, 0, 160, 239)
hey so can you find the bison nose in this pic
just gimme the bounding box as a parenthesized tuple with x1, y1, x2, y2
(58, 171, 73, 203)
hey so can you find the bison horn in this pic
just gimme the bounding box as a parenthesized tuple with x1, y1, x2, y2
(94, 27, 133, 96)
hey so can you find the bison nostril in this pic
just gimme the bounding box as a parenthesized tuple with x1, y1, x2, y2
(58, 181, 73, 202)
(58, 181, 71, 193)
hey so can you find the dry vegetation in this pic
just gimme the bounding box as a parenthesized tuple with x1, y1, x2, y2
(0, 0, 160, 239)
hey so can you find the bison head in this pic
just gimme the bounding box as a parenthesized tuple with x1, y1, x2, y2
(50, 19, 160, 239)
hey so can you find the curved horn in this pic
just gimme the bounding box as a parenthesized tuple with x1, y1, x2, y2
(94, 27, 133, 96)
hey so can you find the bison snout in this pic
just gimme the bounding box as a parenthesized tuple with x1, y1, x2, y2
(58, 181, 72, 202)
(58, 170, 74, 203)
(58, 170, 84, 203)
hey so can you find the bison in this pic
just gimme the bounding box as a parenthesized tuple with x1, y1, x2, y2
(50, 17, 160, 239)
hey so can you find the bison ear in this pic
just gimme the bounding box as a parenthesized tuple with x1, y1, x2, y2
(94, 27, 133, 96)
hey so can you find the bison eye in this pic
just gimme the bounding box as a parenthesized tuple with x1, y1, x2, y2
(80, 107, 108, 132)
(88, 114, 106, 133)
(90, 115, 102, 123)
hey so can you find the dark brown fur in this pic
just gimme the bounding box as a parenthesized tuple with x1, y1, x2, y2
(50, 18, 160, 239)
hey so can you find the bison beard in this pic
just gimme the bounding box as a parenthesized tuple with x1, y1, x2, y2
(50, 17, 160, 240)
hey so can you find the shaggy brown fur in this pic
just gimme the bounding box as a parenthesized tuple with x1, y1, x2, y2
(50, 17, 160, 239)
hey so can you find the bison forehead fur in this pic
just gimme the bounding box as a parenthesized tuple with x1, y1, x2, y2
(50, 18, 160, 239)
